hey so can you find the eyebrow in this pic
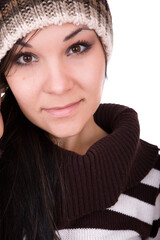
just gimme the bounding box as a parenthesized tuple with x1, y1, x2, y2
(16, 39, 32, 48)
(63, 27, 92, 41)
(15, 27, 92, 47)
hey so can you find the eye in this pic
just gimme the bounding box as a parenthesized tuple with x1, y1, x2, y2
(67, 41, 92, 56)
(15, 53, 38, 66)
(70, 45, 85, 54)
(22, 55, 33, 63)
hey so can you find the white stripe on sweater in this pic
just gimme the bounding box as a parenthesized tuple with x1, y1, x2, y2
(152, 193, 160, 221)
(141, 168, 160, 188)
(57, 229, 141, 240)
(107, 194, 154, 224)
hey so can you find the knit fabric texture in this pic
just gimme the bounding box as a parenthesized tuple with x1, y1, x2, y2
(52, 104, 160, 239)
(0, 0, 113, 62)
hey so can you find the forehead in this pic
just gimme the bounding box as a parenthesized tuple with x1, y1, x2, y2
(17, 23, 92, 44)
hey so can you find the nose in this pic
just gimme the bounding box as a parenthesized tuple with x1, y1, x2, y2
(42, 59, 74, 95)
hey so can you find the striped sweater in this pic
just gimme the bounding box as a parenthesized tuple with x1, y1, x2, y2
(54, 104, 160, 240)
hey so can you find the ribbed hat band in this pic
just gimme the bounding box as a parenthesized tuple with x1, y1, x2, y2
(0, 0, 113, 62)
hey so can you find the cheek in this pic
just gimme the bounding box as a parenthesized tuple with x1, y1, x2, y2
(6, 74, 36, 111)
(81, 55, 105, 93)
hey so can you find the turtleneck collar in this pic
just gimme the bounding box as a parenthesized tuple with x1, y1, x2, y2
(94, 104, 159, 189)
(55, 103, 159, 225)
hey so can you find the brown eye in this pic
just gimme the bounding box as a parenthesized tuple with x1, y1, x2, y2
(71, 45, 81, 53)
(15, 53, 38, 66)
(23, 55, 32, 63)
(67, 41, 92, 56)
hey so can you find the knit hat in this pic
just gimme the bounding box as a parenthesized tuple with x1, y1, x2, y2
(0, 0, 113, 62)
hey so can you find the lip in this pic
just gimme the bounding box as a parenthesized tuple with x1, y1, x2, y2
(43, 100, 82, 118)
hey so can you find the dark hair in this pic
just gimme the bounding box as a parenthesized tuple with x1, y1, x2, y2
(0, 30, 108, 239)
(0, 41, 68, 240)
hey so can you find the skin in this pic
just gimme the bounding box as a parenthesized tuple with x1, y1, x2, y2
(4, 23, 107, 155)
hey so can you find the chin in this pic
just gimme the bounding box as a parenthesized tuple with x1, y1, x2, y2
(47, 124, 83, 140)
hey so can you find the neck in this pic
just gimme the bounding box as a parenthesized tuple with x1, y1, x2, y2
(53, 117, 108, 155)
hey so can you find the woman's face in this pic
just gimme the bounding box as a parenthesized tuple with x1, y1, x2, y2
(6, 23, 106, 140)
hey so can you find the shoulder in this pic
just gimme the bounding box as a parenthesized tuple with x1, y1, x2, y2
(107, 154, 160, 239)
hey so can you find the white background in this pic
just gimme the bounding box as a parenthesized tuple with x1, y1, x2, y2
(1, 1, 159, 146)
(101, 0, 160, 146)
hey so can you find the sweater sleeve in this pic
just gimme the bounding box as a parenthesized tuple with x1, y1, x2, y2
(147, 193, 160, 240)
(147, 154, 160, 240)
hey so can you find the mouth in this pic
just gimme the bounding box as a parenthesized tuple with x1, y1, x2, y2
(43, 100, 83, 118)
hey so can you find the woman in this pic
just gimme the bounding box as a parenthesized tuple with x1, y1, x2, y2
(0, 0, 159, 239)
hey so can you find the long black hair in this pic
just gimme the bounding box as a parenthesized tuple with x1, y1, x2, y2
(0, 30, 107, 239)
(0, 39, 68, 240)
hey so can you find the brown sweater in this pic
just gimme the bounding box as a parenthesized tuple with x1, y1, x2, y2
(54, 104, 160, 240)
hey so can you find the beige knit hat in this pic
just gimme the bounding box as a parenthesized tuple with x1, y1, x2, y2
(0, 0, 113, 62)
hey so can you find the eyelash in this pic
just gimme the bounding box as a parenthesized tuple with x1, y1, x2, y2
(67, 40, 92, 56)
(14, 40, 93, 67)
